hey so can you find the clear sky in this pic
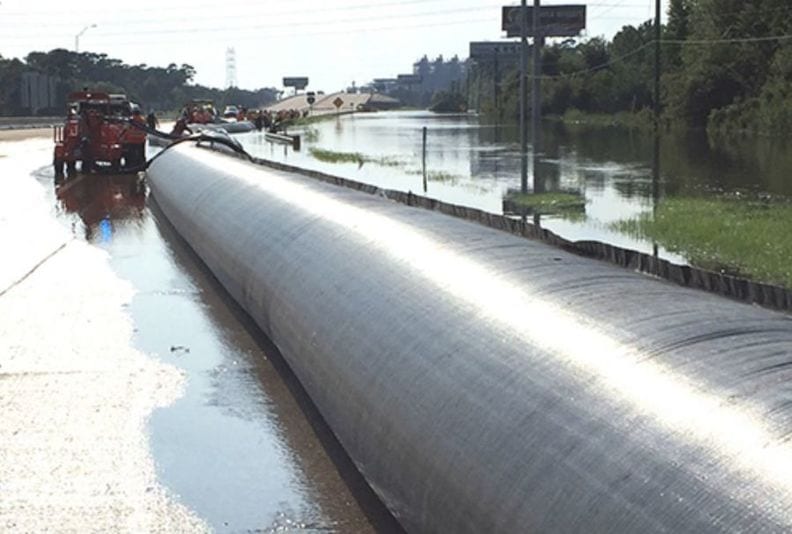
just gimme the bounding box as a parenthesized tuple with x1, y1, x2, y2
(0, 0, 667, 92)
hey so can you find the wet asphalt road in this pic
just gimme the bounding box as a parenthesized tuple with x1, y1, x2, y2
(8, 139, 401, 533)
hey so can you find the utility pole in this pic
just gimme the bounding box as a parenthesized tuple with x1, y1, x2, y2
(493, 50, 500, 123)
(654, 0, 661, 132)
(531, 0, 543, 193)
(477, 62, 483, 112)
(519, 0, 528, 193)
(652, 0, 662, 255)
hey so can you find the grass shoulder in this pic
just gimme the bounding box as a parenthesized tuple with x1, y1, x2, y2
(613, 195, 792, 288)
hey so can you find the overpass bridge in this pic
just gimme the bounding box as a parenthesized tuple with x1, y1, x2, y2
(265, 92, 399, 115)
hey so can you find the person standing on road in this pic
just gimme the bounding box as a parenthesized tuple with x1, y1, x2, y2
(146, 111, 159, 130)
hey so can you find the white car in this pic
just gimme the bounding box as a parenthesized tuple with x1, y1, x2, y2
(223, 105, 239, 119)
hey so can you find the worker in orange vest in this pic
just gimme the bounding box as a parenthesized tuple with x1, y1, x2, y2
(131, 108, 146, 127)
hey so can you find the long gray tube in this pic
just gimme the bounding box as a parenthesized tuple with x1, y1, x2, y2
(148, 144, 792, 533)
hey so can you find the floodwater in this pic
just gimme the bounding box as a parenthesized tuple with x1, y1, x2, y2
(9, 140, 401, 533)
(235, 110, 792, 268)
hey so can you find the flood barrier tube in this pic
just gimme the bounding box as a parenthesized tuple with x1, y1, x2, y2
(190, 121, 255, 134)
(147, 144, 792, 533)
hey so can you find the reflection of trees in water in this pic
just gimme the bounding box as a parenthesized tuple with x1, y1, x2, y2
(469, 148, 519, 180)
(55, 174, 146, 241)
(533, 158, 560, 194)
(420, 115, 792, 202)
(689, 135, 792, 196)
(612, 176, 657, 200)
(559, 123, 792, 198)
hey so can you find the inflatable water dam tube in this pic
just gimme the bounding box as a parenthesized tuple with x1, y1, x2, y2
(147, 144, 792, 533)
(190, 120, 255, 134)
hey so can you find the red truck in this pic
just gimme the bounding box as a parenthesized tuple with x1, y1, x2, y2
(53, 91, 147, 177)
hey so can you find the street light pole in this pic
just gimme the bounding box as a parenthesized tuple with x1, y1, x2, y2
(75, 24, 97, 53)
(531, 0, 543, 193)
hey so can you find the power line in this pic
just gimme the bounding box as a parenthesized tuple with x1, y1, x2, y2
(0, 0, 678, 33)
(538, 34, 792, 81)
(0, 4, 498, 38)
(539, 40, 655, 80)
(0, 12, 654, 40)
(0, 0, 456, 17)
(588, 0, 633, 19)
(535, 34, 792, 82)
(12, 16, 497, 48)
(0, 0, 490, 29)
(661, 34, 792, 44)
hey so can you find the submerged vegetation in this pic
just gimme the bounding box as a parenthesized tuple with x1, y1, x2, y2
(425, 170, 462, 182)
(309, 147, 365, 165)
(308, 147, 404, 167)
(405, 169, 464, 183)
(504, 192, 587, 217)
(300, 127, 320, 142)
(614, 196, 792, 288)
(560, 109, 656, 131)
(287, 113, 348, 128)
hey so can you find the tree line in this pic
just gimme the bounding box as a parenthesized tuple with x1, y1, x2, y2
(467, 0, 792, 136)
(0, 49, 278, 116)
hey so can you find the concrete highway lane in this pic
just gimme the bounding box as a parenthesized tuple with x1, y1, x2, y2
(0, 137, 401, 533)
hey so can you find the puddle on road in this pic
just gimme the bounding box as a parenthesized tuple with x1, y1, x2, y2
(50, 172, 146, 242)
(33, 165, 402, 533)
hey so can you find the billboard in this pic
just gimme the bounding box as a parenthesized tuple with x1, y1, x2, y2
(283, 77, 309, 89)
(502, 5, 586, 38)
(469, 41, 524, 60)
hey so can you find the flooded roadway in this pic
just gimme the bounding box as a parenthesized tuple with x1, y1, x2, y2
(0, 137, 401, 533)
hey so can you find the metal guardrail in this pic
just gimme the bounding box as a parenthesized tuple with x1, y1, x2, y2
(264, 132, 301, 150)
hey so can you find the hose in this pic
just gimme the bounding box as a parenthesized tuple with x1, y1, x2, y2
(108, 117, 255, 173)
(143, 130, 253, 169)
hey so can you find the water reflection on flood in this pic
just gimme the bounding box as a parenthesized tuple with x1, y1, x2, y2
(53, 173, 146, 243)
(235, 111, 792, 268)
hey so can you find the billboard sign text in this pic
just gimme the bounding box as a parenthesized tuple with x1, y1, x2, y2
(502, 5, 586, 38)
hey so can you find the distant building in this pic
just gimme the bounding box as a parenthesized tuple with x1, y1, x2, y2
(372, 55, 468, 108)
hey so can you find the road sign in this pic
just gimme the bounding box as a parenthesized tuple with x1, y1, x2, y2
(333, 97, 344, 109)
(502, 5, 586, 38)
(283, 77, 309, 90)
(469, 41, 524, 60)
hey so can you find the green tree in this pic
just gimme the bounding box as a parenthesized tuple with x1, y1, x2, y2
(0, 49, 278, 115)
